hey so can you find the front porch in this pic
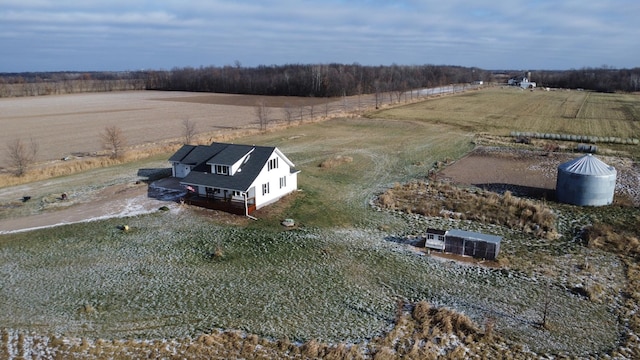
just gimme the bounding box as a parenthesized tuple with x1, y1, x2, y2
(182, 193, 257, 216)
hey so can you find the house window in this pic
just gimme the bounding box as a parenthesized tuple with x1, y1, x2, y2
(262, 183, 270, 195)
(215, 165, 229, 175)
(268, 158, 278, 171)
(427, 233, 435, 240)
(279, 176, 286, 188)
(233, 191, 242, 197)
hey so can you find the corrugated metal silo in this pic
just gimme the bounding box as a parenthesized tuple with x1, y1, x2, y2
(556, 154, 616, 206)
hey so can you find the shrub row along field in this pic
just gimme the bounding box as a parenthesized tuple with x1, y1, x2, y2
(510, 131, 639, 145)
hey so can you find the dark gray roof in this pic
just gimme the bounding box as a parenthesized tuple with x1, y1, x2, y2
(426, 228, 447, 235)
(207, 144, 255, 166)
(177, 143, 277, 192)
(446, 229, 502, 244)
(181, 143, 228, 166)
(168, 145, 196, 162)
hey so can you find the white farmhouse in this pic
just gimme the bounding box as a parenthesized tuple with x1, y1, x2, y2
(169, 142, 299, 216)
(519, 77, 537, 89)
(508, 76, 536, 89)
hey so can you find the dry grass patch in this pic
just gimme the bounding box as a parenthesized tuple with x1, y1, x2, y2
(578, 215, 640, 358)
(376, 181, 558, 239)
(0, 142, 181, 188)
(0, 301, 535, 359)
(319, 154, 353, 168)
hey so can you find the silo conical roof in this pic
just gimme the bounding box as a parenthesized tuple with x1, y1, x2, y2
(558, 154, 616, 176)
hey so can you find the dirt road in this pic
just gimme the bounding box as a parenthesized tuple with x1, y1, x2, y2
(0, 163, 185, 234)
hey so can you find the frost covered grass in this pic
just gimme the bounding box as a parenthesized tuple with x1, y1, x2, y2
(1, 98, 638, 358)
(0, 209, 620, 355)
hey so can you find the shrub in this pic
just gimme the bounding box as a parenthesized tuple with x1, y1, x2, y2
(319, 155, 353, 168)
(375, 181, 557, 238)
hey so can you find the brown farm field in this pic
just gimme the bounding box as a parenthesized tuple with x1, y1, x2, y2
(0, 91, 338, 165)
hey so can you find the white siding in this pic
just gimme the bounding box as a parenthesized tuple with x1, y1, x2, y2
(173, 163, 192, 178)
(251, 153, 298, 209)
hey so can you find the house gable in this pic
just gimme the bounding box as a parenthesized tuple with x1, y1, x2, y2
(182, 145, 273, 192)
(206, 144, 255, 176)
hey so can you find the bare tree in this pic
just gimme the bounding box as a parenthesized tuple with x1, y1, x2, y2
(374, 80, 382, 109)
(255, 100, 271, 131)
(540, 278, 552, 329)
(6, 138, 38, 176)
(308, 104, 315, 120)
(101, 125, 126, 159)
(283, 103, 294, 125)
(182, 118, 197, 144)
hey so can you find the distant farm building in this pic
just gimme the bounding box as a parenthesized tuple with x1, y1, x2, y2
(556, 154, 617, 206)
(508, 71, 537, 89)
(425, 228, 502, 260)
(508, 76, 536, 89)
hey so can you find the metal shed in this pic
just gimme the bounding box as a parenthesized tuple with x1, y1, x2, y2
(444, 229, 501, 260)
(556, 154, 616, 206)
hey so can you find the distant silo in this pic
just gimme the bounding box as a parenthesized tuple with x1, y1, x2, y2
(556, 154, 617, 206)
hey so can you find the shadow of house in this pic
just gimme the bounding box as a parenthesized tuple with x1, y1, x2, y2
(138, 176, 186, 203)
(137, 168, 173, 182)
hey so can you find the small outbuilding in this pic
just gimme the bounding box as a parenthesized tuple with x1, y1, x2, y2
(556, 154, 616, 206)
(424, 228, 501, 260)
(444, 229, 501, 260)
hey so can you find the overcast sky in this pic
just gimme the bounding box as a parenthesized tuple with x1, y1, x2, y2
(1, 0, 638, 72)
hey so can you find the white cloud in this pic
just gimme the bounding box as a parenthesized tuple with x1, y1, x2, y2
(0, 0, 638, 71)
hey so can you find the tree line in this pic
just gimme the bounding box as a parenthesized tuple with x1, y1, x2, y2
(1, 65, 640, 98)
(0, 71, 145, 97)
(144, 63, 491, 97)
(532, 67, 640, 93)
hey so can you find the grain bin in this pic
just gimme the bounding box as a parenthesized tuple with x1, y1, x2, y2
(556, 154, 616, 206)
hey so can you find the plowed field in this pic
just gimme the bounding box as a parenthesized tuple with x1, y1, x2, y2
(0, 91, 336, 163)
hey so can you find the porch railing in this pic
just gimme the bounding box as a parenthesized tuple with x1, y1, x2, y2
(183, 193, 256, 215)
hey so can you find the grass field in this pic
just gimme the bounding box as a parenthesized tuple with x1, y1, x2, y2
(239, 118, 474, 228)
(371, 87, 640, 140)
(2, 87, 640, 358)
